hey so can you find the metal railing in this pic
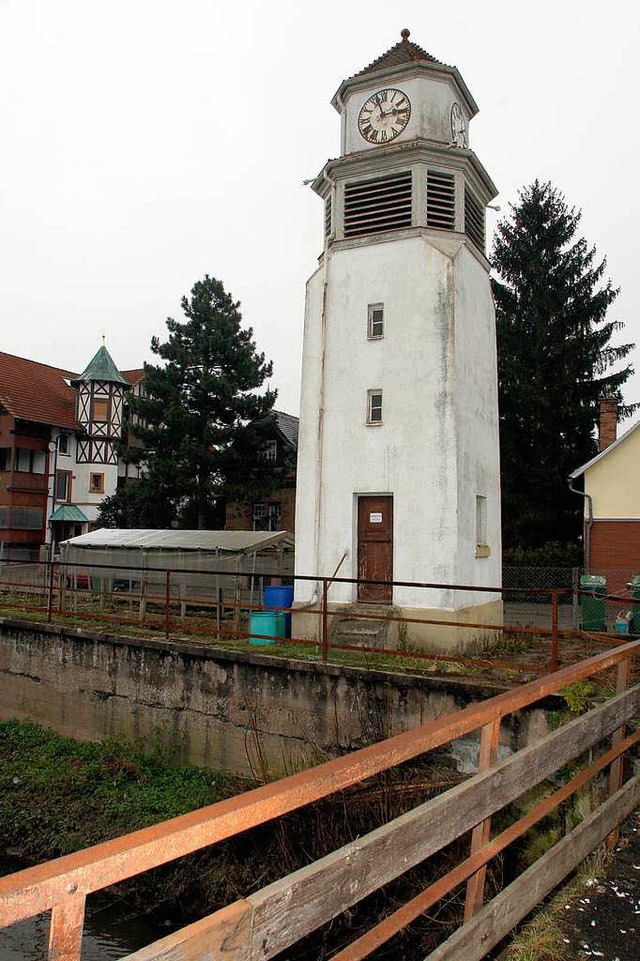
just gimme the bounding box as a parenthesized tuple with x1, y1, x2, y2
(0, 640, 638, 959)
(0, 558, 636, 673)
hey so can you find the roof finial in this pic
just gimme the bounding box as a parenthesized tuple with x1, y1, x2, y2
(401, 28, 410, 41)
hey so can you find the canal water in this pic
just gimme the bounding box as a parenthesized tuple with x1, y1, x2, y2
(0, 857, 181, 960)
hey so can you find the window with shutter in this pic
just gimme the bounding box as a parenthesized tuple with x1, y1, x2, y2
(426, 169, 456, 230)
(324, 196, 332, 237)
(344, 171, 412, 238)
(464, 186, 485, 251)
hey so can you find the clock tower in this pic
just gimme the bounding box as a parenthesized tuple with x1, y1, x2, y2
(294, 31, 502, 652)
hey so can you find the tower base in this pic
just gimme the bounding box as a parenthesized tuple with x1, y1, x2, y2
(292, 598, 503, 656)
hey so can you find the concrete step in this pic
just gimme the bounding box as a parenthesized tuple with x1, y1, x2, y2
(330, 615, 389, 648)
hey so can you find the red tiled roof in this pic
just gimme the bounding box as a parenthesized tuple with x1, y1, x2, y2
(0, 351, 79, 429)
(121, 368, 146, 387)
(353, 29, 444, 78)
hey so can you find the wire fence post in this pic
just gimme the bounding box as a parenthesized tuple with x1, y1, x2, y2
(46, 560, 55, 623)
(572, 566, 580, 630)
(550, 590, 560, 671)
(165, 570, 171, 640)
(321, 578, 329, 662)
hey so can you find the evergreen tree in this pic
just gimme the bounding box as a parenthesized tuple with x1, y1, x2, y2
(492, 181, 637, 549)
(100, 275, 277, 529)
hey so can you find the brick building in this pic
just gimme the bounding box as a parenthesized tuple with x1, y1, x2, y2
(0, 346, 140, 560)
(225, 411, 298, 533)
(570, 401, 640, 591)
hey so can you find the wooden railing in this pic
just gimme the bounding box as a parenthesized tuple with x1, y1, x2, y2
(1, 640, 638, 960)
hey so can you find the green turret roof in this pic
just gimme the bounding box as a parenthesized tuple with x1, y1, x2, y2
(70, 345, 129, 387)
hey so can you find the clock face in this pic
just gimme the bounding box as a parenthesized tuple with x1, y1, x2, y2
(357, 88, 411, 144)
(450, 102, 467, 148)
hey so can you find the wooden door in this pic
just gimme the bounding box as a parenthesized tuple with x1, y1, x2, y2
(357, 496, 393, 603)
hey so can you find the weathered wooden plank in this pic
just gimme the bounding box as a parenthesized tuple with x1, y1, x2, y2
(607, 656, 632, 848)
(245, 687, 640, 960)
(3, 644, 639, 926)
(425, 773, 640, 961)
(329, 731, 640, 961)
(464, 718, 501, 919)
(121, 900, 252, 961)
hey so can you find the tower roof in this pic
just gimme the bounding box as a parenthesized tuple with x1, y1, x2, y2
(353, 29, 445, 77)
(70, 345, 129, 387)
(331, 29, 477, 119)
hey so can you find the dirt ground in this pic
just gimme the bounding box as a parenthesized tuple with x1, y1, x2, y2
(559, 809, 640, 959)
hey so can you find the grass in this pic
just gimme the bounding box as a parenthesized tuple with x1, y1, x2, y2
(0, 600, 505, 680)
(0, 718, 253, 859)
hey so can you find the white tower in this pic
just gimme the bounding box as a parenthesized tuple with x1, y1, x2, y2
(294, 31, 502, 652)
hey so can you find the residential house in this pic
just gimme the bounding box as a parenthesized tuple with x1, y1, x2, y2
(569, 399, 640, 591)
(225, 411, 298, 533)
(0, 346, 139, 560)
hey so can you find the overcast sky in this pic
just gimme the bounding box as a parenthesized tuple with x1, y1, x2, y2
(1, 0, 639, 419)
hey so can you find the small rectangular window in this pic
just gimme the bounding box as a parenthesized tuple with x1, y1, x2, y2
(15, 448, 32, 472)
(32, 450, 46, 475)
(0, 448, 10, 471)
(264, 440, 278, 463)
(55, 470, 72, 502)
(476, 495, 488, 548)
(252, 502, 281, 531)
(367, 390, 383, 424)
(92, 398, 109, 422)
(89, 472, 105, 493)
(11, 507, 43, 530)
(368, 304, 384, 339)
(57, 434, 69, 455)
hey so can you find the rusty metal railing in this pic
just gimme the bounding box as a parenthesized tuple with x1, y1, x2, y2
(0, 640, 638, 960)
(0, 558, 632, 674)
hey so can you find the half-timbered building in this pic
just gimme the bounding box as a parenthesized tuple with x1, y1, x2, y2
(0, 345, 137, 559)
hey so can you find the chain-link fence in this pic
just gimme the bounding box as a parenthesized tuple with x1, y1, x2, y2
(503, 566, 640, 633)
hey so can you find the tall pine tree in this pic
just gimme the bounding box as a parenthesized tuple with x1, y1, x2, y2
(100, 275, 277, 529)
(493, 181, 637, 549)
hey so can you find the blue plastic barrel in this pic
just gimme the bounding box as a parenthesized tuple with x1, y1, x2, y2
(264, 585, 294, 637)
(249, 611, 286, 646)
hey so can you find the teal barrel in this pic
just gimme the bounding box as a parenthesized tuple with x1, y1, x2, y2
(249, 611, 286, 646)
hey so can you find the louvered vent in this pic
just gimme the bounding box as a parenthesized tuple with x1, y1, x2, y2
(464, 186, 485, 251)
(344, 171, 412, 238)
(426, 170, 455, 230)
(324, 196, 332, 237)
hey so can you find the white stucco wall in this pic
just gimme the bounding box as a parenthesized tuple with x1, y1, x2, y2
(295, 230, 500, 611)
(47, 428, 119, 538)
(452, 245, 502, 605)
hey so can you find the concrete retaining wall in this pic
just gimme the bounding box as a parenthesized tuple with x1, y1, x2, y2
(0, 618, 551, 778)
